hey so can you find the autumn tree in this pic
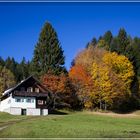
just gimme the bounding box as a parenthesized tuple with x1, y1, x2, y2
(70, 47, 134, 110)
(41, 72, 77, 109)
(91, 62, 112, 109)
(70, 47, 107, 109)
(69, 64, 93, 108)
(69, 47, 106, 109)
(103, 52, 134, 89)
(89, 28, 140, 99)
(90, 51, 134, 110)
(0, 66, 15, 96)
(74, 47, 105, 69)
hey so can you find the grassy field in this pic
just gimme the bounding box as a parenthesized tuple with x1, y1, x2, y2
(0, 112, 32, 127)
(0, 111, 140, 138)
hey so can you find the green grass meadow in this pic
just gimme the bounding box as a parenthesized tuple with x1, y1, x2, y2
(0, 111, 140, 138)
(0, 112, 32, 126)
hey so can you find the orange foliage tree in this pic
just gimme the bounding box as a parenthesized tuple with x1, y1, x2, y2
(69, 64, 93, 108)
(41, 72, 78, 109)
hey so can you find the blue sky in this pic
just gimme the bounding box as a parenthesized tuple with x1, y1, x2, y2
(0, 2, 140, 70)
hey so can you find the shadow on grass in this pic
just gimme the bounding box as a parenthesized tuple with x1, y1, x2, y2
(48, 109, 68, 115)
(112, 109, 138, 114)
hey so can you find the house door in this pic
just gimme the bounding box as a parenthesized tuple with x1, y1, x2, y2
(21, 109, 26, 115)
(40, 109, 43, 115)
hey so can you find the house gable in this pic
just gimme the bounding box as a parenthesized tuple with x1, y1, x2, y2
(1, 76, 51, 100)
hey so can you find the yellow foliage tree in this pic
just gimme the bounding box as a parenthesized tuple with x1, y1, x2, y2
(90, 51, 134, 109)
(0, 66, 15, 96)
(103, 52, 134, 89)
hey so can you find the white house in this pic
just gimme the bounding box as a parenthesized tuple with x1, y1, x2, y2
(0, 76, 51, 116)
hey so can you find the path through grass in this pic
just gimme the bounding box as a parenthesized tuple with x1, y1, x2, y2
(0, 112, 31, 127)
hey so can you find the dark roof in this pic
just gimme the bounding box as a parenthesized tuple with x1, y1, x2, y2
(1, 75, 52, 97)
(13, 91, 49, 97)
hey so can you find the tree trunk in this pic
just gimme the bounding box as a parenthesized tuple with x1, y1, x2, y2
(99, 100, 102, 110)
(105, 102, 107, 111)
(53, 93, 56, 109)
(53, 97, 56, 109)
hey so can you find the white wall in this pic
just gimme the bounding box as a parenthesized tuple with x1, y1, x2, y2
(11, 97, 36, 109)
(10, 107, 21, 115)
(0, 96, 36, 112)
(0, 96, 11, 112)
(0, 95, 48, 115)
(43, 109, 48, 115)
(27, 108, 40, 115)
(3, 107, 10, 114)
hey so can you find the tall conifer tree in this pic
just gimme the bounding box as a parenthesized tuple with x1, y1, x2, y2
(117, 28, 130, 54)
(32, 22, 66, 76)
(103, 31, 113, 46)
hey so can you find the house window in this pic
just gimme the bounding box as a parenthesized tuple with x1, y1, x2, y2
(35, 88, 39, 93)
(15, 98, 21, 102)
(27, 87, 33, 92)
(38, 100, 43, 105)
(26, 98, 31, 103)
(20, 87, 25, 92)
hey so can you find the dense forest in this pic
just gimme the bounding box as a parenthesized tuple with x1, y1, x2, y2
(0, 22, 140, 111)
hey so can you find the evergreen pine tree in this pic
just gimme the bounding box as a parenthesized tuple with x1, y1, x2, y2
(5, 57, 16, 76)
(71, 59, 75, 67)
(132, 37, 140, 76)
(103, 31, 113, 46)
(91, 37, 97, 46)
(5, 57, 11, 68)
(5, 57, 20, 83)
(20, 57, 29, 80)
(118, 28, 130, 54)
(98, 36, 103, 42)
(0, 57, 5, 66)
(85, 42, 90, 48)
(32, 22, 66, 76)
